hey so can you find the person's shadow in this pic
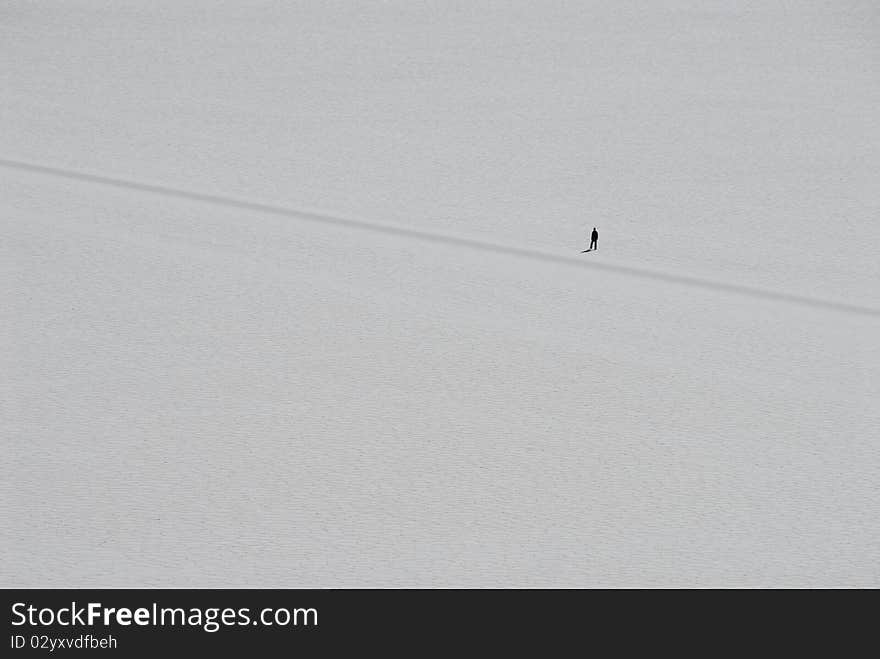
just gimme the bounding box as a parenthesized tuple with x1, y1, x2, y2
(581, 249, 593, 253)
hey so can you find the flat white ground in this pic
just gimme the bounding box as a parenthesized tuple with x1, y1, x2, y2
(2, 1, 878, 586)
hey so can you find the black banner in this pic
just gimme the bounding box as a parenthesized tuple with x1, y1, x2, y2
(1, 589, 868, 654)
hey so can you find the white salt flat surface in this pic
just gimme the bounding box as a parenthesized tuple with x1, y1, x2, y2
(2, 1, 878, 586)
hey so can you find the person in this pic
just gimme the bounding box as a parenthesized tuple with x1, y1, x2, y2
(589, 227, 598, 251)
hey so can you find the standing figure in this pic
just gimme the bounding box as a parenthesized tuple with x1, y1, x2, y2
(589, 227, 599, 251)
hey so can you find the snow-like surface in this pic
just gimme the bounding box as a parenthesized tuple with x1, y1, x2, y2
(2, 1, 879, 586)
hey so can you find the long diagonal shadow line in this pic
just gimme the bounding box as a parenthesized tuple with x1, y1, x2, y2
(2, 156, 878, 318)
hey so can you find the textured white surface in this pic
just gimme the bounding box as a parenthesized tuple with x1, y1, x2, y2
(2, 1, 879, 586)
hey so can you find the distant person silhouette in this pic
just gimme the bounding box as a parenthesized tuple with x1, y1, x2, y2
(589, 227, 598, 251)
